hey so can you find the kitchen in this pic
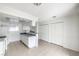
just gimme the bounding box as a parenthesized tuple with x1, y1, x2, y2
(0, 3, 79, 56)
(0, 9, 38, 55)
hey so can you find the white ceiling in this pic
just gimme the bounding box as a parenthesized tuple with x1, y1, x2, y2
(0, 12, 31, 23)
(0, 3, 77, 21)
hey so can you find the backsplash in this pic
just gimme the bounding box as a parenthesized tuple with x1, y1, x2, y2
(20, 21, 37, 33)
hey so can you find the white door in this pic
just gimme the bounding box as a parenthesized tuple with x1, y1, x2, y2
(51, 22, 64, 46)
(38, 24, 49, 42)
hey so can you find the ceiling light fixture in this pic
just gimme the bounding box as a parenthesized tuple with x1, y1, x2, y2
(33, 3, 42, 6)
(52, 16, 56, 18)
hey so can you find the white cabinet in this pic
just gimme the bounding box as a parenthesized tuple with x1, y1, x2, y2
(38, 24, 49, 42)
(38, 19, 64, 46)
(0, 39, 6, 56)
(51, 22, 64, 46)
(28, 36, 38, 48)
(21, 35, 38, 48)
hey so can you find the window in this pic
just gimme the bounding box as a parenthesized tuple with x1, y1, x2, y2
(9, 26, 19, 31)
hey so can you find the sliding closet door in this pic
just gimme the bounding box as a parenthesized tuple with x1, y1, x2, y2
(38, 24, 49, 42)
(51, 22, 64, 46)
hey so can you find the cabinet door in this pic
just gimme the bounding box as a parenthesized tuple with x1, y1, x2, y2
(51, 22, 64, 46)
(38, 24, 49, 42)
(0, 41, 5, 56)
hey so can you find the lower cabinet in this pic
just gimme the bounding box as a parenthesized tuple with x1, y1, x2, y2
(21, 35, 38, 48)
(0, 38, 6, 56)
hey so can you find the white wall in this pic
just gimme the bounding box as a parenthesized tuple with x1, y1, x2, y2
(63, 15, 79, 51)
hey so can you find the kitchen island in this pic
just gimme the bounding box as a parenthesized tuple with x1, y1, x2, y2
(20, 32, 38, 48)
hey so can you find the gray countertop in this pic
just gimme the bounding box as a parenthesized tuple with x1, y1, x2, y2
(0, 36, 6, 38)
(0, 36, 6, 41)
(20, 33, 36, 36)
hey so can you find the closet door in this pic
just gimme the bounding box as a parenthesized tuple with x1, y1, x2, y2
(51, 22, 64, 46)
(38, 24, 49, 42)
